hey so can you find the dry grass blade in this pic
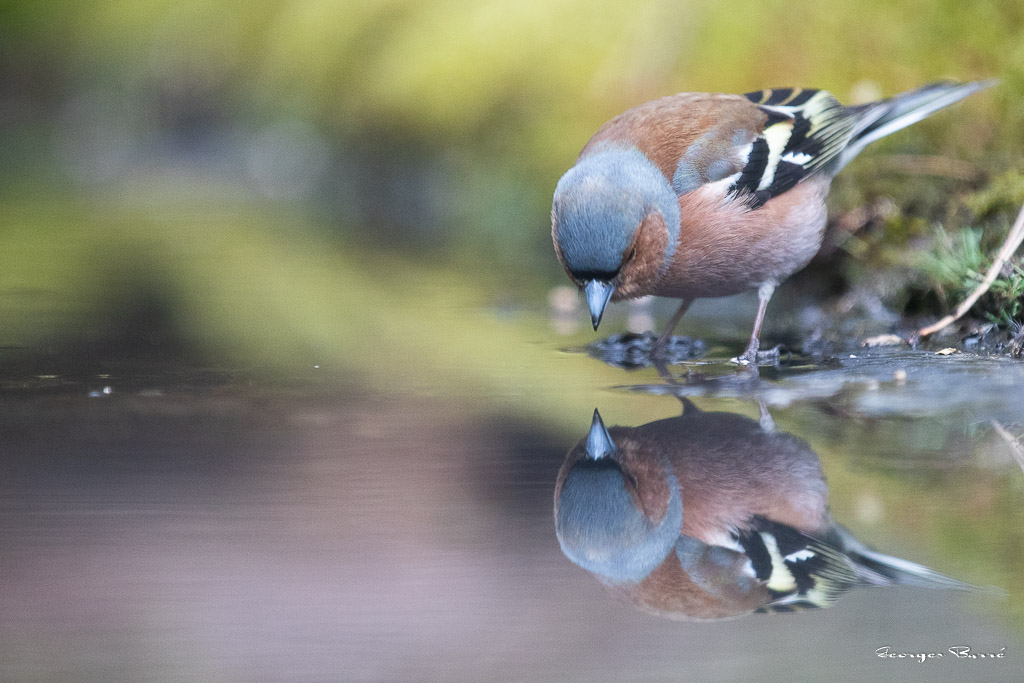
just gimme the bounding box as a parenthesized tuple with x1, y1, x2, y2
(989, 420, 1024, 473)
(918, 199, 1024, 338)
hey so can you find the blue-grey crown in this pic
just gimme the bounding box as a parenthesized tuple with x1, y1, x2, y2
(552, 145, 680, 277)
(555, 458, 683, 583)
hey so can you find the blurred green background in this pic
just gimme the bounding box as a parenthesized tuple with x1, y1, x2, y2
(1, 0, 1023, 382)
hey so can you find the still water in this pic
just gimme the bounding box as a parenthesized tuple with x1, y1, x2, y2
(1, 302, 1023, 682)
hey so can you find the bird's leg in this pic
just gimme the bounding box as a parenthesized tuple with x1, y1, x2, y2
(653, 359, 675, 381)
(651, 298, 693, 358)
(757, 399, 775, 433)
(736, 283, 776, 365)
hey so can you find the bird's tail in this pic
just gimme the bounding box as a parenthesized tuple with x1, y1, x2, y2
(836, 80, 997, 172)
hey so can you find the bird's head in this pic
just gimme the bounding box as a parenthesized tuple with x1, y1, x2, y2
(554, 410, 683, 584)
(551, 145, 680, 329)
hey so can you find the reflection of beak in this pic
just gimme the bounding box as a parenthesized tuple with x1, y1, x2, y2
(584, 280, 615, 330)
(585, 409, 615, 460)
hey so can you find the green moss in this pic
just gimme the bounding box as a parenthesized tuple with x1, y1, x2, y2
(965, 170, 1024, 217)
(912, 223, 1024, 325)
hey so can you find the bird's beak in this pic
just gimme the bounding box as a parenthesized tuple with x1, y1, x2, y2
(584, 280, 615, 330)
(585, 409, 615, 460)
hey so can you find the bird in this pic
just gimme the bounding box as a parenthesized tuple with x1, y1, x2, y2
(551, 80, 994, 364)
(553, 404, 984, 620)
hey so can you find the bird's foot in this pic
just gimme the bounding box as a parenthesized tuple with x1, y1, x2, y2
(650, 333, 671, 359)
(731, 344, 781, 367)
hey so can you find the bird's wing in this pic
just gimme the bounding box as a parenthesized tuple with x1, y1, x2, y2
(733, 515, 859, 612)
(728, 88, 865, 209)
(640, 89, 863, 210)
(584, 83, 989, 213)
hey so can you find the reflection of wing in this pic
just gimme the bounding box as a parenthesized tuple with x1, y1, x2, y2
(674, 534, 767, 605)
(735, 516, 858, 612)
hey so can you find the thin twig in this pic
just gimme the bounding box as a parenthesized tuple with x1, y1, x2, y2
(918, 199, 1024, 338)
(989, 420, 1024, 473)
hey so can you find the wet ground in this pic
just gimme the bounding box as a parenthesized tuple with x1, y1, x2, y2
(1, 302, 1023, 682)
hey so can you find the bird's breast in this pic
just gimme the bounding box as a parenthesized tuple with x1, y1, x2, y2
(652, 179, 830, 299)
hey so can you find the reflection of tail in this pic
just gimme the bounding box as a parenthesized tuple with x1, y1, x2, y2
(832, 524, 985, 592)
(847, 546, 976, 590)
(738, 517, 998, 614)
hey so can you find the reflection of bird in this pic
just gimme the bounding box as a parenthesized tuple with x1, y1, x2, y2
(551, 81, 993, 363)
(553, 404, 979, 620)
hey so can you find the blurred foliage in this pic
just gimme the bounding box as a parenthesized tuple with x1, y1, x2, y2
(966, 170, 1024, 217)
(2, 0, 1024, 349)
(2, 0, 1023, 295)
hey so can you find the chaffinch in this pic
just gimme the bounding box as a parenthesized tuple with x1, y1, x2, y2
(551, 81, 994, 363)
(553, 405, 978, 619)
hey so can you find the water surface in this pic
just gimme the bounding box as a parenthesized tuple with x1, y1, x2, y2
(1, 307, 1022, 683)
